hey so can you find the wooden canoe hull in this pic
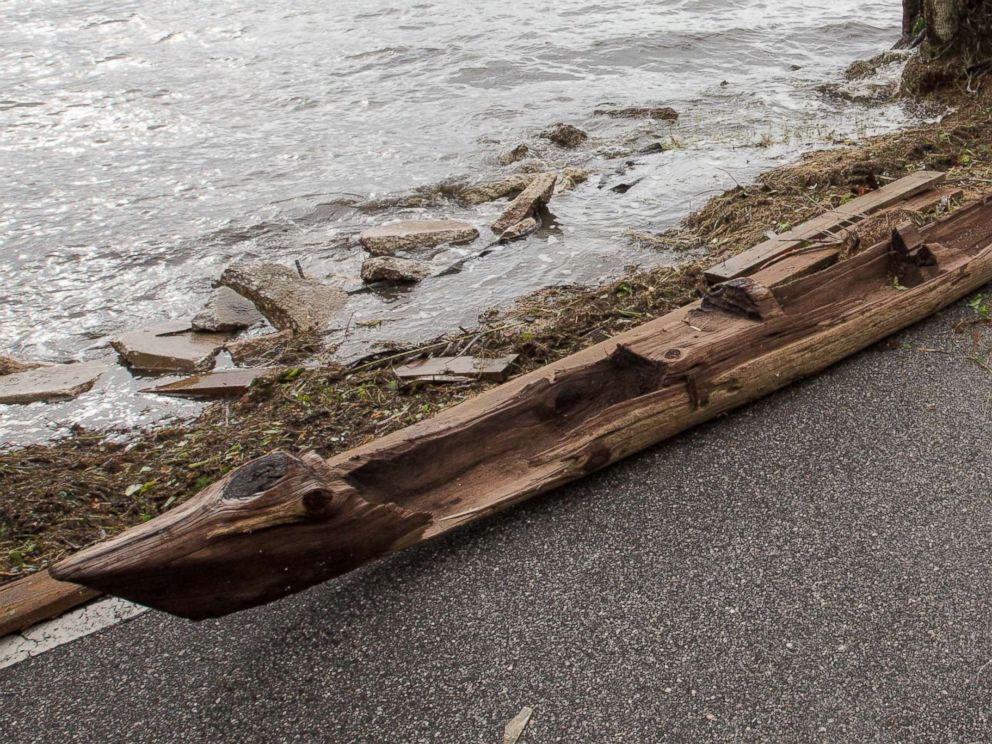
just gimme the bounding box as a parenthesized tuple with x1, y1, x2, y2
(52, 197, 992, 619)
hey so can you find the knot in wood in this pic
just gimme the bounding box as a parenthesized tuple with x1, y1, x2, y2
(221, 451, 292, 501)
(302, 489, 336, 520)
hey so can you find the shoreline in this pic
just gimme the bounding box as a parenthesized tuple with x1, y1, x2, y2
(2, 82, 991, 585)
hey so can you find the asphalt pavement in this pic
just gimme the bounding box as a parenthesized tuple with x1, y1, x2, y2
(2, 293, 991, 743)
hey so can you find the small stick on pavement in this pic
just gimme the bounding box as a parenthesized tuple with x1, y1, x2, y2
(503, 706, 533, 744)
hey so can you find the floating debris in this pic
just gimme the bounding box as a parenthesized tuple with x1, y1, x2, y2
(594, 105, 679, 121)
(498, 217, 538, 243)
(225, 330, 295, 366)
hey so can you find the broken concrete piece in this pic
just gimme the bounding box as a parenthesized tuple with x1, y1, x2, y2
(361, 256, 432, 284)
(142, 368, 274, 399)
(191, 286, 264, 333)
(359, 220, 479, 256)
(497, 144, 530, 165)
(541, 122, 587, 148)
(220, 263, 346, 333)
(459, 174, 540, 205)
(112, 321, 230, 373)
(0, 362, 105, 405)
(498, 217, 538, 243)
(0, 356, 45, 377)
(394, 354, 518, 383)
(225, 330, 294, 366)
(594, 106, 679, 121)
(491, 172, 557, 234)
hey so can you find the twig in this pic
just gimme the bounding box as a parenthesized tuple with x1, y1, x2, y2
(715, 167, 741, 188)
(375, 404, 412, 433)
(346, 322, 526, 374)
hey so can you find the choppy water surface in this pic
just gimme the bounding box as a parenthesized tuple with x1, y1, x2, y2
(1, 0, 907, 444)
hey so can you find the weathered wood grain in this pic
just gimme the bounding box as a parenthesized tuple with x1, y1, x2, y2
(0, 571, 99, 637)
(52, 196, 992, 620)
(704, 170, 946, 283)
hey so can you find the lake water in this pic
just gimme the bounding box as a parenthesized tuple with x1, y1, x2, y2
(0, 0, 908, 444)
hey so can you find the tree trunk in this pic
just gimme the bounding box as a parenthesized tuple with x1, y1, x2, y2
(926, 0, 963, 43)
(897, 0, 923, 47)
(903, 0, 992, 94)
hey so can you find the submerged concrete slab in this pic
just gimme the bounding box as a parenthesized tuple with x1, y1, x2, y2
(359, 219, 479, 255)
(0, 362, 105, 404)
(111, 321, 230, 373)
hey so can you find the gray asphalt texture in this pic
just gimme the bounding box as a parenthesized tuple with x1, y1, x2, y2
(2, 293, 992, 743)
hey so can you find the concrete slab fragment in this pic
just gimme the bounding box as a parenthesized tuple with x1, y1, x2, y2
(498, 216, 538, 243)
(111, 321, 230, 373)
(394, 354, 518, 383)
(359, 219, 479, 256)
(191, 286, 264, 332)
(491, 173, 557, 233)
(459, 173, 538, 205)
(0, 362, 106, 404)
(142, 368, 274, 398)
(220, 263, 347, 333)
(361, 256, 432, 284)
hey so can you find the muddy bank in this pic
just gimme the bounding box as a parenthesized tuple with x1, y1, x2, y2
(2, 85, 992, 583)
